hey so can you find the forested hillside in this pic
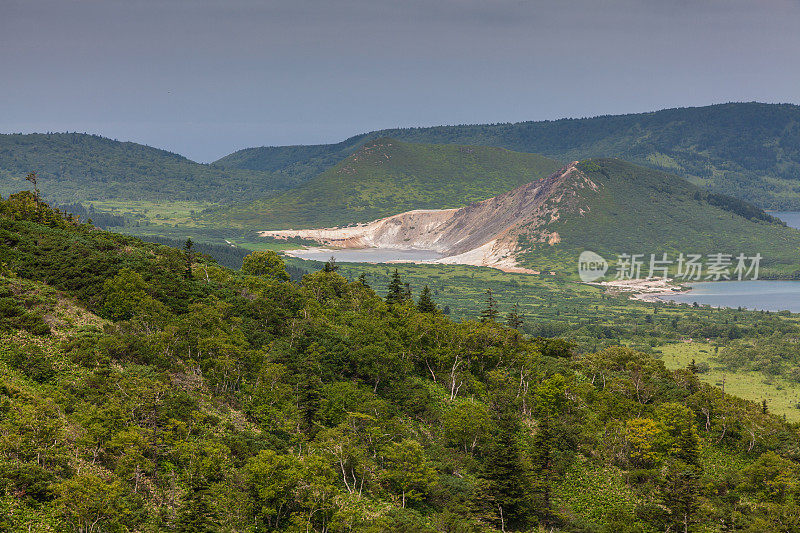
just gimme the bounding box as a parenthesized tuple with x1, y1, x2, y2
(0, 133, 281, 204)
(207, 138, 561, 229)
(217, 103, 800, 210)
(3, 192, 800, 531)
(515, 159, 800, 276)
(5, 103, 800, 232)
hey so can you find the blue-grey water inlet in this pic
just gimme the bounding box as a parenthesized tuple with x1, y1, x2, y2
(665, 280, 800, 312)
(659, 212, 800, 311)
(774, 211, 800, 229)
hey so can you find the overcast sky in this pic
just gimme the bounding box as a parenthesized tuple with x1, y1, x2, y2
(2, 0, 800, 162)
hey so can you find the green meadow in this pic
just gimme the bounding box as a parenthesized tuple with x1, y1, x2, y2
(659, 342, 800, 422)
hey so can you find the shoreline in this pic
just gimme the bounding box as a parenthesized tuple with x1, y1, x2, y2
(283, 246, 542, 274)
(588, 278, 690, 303)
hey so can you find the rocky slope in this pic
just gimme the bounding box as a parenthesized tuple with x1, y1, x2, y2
(262, 158, 800, 277)
(261, 162, 594, 272)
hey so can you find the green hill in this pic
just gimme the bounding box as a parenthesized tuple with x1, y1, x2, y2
(216, 102, 800, 210)
(254, 157, 800, 277)
(515, 159, 800, 275)
(4, 192, 800, 531)
(207, 138, 561, 229)
(0, 132, 281, 204)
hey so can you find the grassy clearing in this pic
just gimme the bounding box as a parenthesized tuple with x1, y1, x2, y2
(700, 444, 754, 482)
(659, 342, 800, 421)
(88, 199, 217, 226)
(552, 457, 642, 529)
(226, 238, 302, 252)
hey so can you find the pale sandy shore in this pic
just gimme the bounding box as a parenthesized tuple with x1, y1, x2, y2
(589, 278, 689, 303)
(284, 246, 541, 273)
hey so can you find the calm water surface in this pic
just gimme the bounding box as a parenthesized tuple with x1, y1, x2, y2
(659, 212, 800, 311)
(666, 280, 800, 312)
(774, 211, 800, 229)
(289, 248, 443, 263)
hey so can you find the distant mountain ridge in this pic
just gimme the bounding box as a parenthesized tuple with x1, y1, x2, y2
(216, 102, 800, 210)
(263, 158, 800, 277)
(206, 138, 562, 229)
(4, 102, 800, 224)
(0, 132, 281, 203)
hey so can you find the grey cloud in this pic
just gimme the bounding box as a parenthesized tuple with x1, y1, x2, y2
(1, 0, 799, 161)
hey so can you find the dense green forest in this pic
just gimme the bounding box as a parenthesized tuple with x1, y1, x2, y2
(206, 138, 561, 229)
(135, 235, 308, 278)
(291, 258, 800, 420)
(3, 193, 800, 531)
(0, 133, 281, 204)
(217, 103, 800, 210)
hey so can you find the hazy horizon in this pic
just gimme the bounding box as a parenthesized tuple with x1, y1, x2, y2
(3, 0, 800, 162)
(1, 100, 795, 163)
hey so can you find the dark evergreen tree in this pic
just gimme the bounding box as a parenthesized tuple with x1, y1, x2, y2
(530, 375, 567, 522)
(183, 238, 194, 279)
(478, 380, 534, 530)
(661, 461, 701, 533)
(358, 272, 369, 288)
(386, 269, 405, 305)
(323, 256, 338, 272)
(505, 303, 523, 329)
(657, 403, 702, 533)
(417, 285, 436, 313)
(480, 289, 500, 322)
(175, 482, 220, 532)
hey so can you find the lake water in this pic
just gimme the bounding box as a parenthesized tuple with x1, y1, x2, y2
(659, 212, 800, 311)
(289, 247, 443, 263)
(665, 280, 800, 312)
(774, 211, 800, 229)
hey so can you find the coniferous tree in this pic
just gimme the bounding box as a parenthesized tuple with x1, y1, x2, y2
(661, 461, 701, 533)
(480, 289, 500, 322)
(417, 285, 437, 313)
(358, 272, 369, 288)
(477, 379, 534, 530)
(657, 403, 702, 533)
(183, 238, 194, 279)
(175, 481, 220, 532)
(386, 269, 405, 305)
(505, 303, 523, 329)
(530, 374, 568, 522)
(323, 256, 338, 272)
